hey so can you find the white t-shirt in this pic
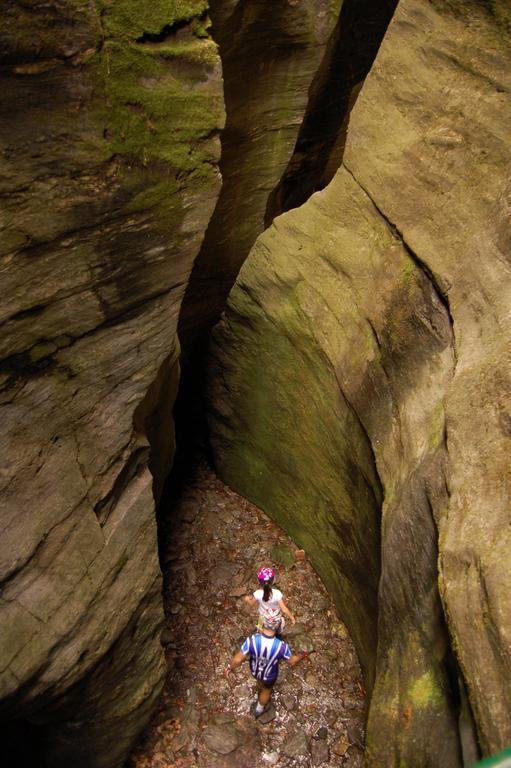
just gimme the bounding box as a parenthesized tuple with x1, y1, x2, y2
(253, 588, 283, 617)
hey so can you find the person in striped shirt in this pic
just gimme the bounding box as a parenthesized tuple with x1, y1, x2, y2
(225, 615, 307, 717)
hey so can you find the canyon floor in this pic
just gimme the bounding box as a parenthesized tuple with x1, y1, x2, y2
(127, 460, 366, 768)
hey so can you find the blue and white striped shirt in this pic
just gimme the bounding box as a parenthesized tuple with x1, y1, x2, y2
(241, 633, 292, 683)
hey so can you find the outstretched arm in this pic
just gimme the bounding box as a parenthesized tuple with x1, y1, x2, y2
(244, 595, 257, 606)
(279, 599, 296, 624)
(287, 651, 308, 667)
(225, 651, 248, 675)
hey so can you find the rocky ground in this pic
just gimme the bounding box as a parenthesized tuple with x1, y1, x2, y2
(127, 461, 365, 768)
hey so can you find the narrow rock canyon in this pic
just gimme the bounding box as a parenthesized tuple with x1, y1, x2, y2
(1, 1, 510, 767)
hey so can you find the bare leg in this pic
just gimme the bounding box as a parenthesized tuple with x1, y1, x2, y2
(257, 682, 273, 708)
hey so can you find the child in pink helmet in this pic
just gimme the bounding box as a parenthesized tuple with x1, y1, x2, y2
(244, 567, 296, 633)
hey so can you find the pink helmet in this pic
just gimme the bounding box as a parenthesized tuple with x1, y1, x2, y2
(257, 567, 275, 584)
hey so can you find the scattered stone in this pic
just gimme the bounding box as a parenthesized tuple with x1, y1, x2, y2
(311, 737, 329, 765)
(347, 745, 365, 767)
(275, 679, 295, 695)
(333, 735, 351, 756)
(257, 704, 276, 724)
(233, 684, 251, 701)
(229, 585, 247, 597)
(211, 713, 236, 725)
(209, 562, 240, 586)
(281, 693, 296, 711)
(281, 730, 310, 757)
(169, 730, 188, 753)
(185, 686, 197, 705)
(203, 723, 243, 754)
(347, 723, 364, 747)
(315, 726, 328, 740)
(283, 622, 308, 638)
(180, 501, 199, 523)
(315, 595, 330, 611)
(324, 708, 339, 725)
(129, 462, 365, 768)
(185, 564, 198, 585)
(294, 549, 306, 562)
(305, 670, 319, 686)
(330, 620, 349, 638)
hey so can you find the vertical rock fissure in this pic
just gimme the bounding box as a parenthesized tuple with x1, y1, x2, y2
(178, 0, 343, 346)
(424, 479, 481, 765)
(343, 161, 458, 366)
(265, 0, 399, 224)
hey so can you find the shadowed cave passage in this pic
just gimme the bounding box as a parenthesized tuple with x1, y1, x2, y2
(128, 454, 368, 767)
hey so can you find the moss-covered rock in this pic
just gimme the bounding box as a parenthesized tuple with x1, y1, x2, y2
(0, 2, 224, 766)
(208, 0, 511, 762)
(208, 167, 456, 764)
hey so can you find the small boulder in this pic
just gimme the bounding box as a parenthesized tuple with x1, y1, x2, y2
(257, 704, 276, 724)
(281, 730, 310, 758)
(160, 627, 173, 645)
(294, 633, 314, 653)
(333, 734, 350, 756)
(281, 694, 296, 711)
(347, 723, 364, 747)
(284, 622, 308, 638)
(203, 723, 242, 754)
(311, 737, 329, 765)
(330, 620, 349, 638)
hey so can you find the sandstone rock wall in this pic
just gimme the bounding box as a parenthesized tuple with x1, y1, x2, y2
(208, 0, 511, 764)
(0, 2, 224, 766)
(178, 0, 342, 344)
(265, 0, 398, 222)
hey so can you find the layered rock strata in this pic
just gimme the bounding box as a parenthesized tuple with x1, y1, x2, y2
(0, 2, 224, 766)
(265, 0, 398, 223)
(179, 0, 342, 344)
(208, 0, 511, 764)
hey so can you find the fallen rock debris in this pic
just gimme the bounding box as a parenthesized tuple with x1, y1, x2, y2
(128, 462, 365, 768)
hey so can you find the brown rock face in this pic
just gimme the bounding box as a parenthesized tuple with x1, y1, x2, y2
(266, 0, 398, 222)
(0, 1, 224, 766)
(179, 0, 342, 345)
(207, 0, 511, 764)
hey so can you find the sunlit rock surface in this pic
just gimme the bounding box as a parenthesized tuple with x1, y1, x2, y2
(208, 0, 511, 764)
(0, 1, 224, 766)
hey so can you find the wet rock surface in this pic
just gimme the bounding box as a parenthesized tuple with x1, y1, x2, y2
(128, 462, 365, 767)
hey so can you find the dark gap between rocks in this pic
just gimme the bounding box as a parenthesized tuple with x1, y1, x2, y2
(0, 719, 45, 768)
(265, 0, 399, 223)
(135, 16, 199, 44)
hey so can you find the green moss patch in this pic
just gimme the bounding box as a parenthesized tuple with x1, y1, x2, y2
(98, 39, 222, 168)
(408, 670, 444, 711)
(100, 0, 209, 40)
